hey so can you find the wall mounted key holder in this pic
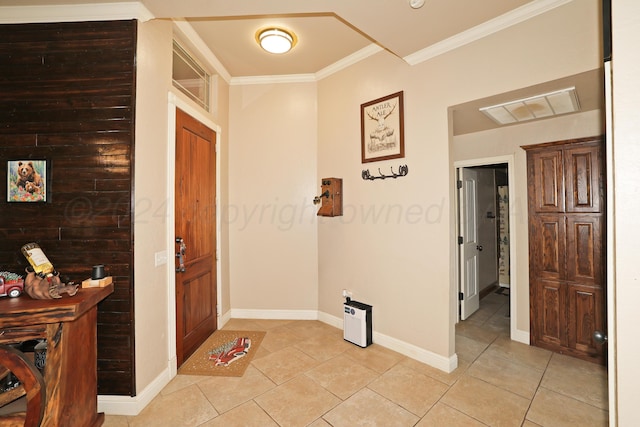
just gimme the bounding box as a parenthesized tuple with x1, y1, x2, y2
(362, 164, 408, 181)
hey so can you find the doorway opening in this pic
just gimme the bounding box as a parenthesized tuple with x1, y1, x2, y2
(454, 156, 517, 340)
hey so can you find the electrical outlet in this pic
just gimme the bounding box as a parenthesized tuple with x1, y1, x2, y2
(342, 289, 352, 298)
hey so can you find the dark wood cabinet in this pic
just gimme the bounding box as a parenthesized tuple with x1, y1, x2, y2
(0, 285, 113, 426)
(524, 137, 606, 364)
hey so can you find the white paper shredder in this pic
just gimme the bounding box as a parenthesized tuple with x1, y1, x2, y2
(343, 300, 372, 347)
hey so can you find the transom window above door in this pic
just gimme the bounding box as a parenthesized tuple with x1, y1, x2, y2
(172, 40, 210, 111)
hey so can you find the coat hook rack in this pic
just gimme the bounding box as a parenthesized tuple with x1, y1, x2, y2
(362, 164, 409, 181)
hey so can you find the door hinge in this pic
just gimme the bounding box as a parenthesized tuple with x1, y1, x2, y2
(458, 236, 463, 245)
(459, 292, 464, 301)
(457, 180, 462, 189)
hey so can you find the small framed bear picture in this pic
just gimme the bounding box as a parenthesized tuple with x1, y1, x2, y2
(7, 159, 49, 203)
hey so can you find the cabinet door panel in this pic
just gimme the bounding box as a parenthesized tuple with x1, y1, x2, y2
(565, 144, 603, 213)
(567, 283, 604, 357)
(528, 149, 564, 212)
(531, 279, 566, 347)
(530, 215, 566, 281)
(566, 215, 603, 285)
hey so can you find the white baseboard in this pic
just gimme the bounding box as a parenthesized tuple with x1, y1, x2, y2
(219, 309, 232, 327)
(317, 311, 342, 328)
(318, 312, 457, 373)
(511, 328, 530, 344)
(375, 329, 458, 373)
(230, 308, 318, 320)
(98, 363, 173, 416)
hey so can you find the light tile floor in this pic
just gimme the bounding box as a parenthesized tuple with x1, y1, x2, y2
(104, 291, 608, 426)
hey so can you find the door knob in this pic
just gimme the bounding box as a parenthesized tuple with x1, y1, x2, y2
(476, 245, 483, 251)
(593, 330, 607, 344)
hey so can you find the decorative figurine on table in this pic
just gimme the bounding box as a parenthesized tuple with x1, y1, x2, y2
(0, 271, 24, 298)
(21, 242, 78, 299)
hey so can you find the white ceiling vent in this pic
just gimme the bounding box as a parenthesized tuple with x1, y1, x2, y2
(479, 87, 580, 125)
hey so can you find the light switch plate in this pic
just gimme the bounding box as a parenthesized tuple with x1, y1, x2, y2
(155, 251, 168, 266)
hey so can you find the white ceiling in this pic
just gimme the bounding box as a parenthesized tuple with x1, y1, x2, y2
(1, 0, 560, 77)
(153, 0, 537, 77)
(0, 0, 602, 133)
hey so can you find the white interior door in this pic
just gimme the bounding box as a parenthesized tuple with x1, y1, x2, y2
(459, 167, 480, 320)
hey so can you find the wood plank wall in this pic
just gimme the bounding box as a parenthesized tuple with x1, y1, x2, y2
(0, 20, 137, 396)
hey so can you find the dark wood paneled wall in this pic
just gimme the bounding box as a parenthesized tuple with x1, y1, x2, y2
(0, 20, 137, 396)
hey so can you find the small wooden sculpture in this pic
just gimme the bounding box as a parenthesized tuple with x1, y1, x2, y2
(24, 269, 78, 299)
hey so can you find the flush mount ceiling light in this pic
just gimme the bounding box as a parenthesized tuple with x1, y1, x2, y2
(408, 0, 426, 9)
(480, 87, 580, 125)
(256, 28, 297, 54)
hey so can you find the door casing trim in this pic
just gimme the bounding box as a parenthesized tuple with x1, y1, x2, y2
(453, 155, 528, 344)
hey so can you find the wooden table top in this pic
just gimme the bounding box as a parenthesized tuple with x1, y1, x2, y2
(0, 283, 113, 328)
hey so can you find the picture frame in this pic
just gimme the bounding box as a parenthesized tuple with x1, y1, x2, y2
(361, 91, 404, 163)
(7, 159, 49, 203)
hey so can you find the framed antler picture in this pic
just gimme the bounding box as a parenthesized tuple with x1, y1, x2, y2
(360, 91, 404, 163)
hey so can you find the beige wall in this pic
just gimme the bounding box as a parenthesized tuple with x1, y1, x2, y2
(313, 0, 601, 360)
(317, 51, 454, 360)
(228, 83, 319, 312)
(611, 0, 640, 423)
(134, 19, 173, 391)
(216, 76, 231, 318)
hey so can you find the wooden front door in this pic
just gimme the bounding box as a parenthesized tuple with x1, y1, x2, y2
(175, 109, 217, 367)
(524, 137, 605, 364)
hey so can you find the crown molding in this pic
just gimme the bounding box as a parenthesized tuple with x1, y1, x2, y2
(229, 43, 383, 85)
(230, 73, 316, 86)
(403, 0, 572, 65)
(315, 43, 384, 80)
(0, 2, 153, 24)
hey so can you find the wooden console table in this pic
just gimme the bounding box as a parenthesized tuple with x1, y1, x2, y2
(0, 284, 113, 427)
